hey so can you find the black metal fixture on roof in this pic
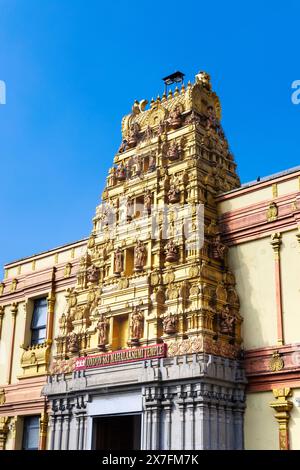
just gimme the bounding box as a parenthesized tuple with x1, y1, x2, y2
(162, 71, 185, 94)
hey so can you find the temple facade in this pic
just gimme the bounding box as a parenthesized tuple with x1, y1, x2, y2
(0, 71, 299, 450)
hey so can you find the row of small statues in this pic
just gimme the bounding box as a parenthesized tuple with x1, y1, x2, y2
(118, 106, 183, 154)
(114, 140, 182, 184)
(67, 303, 235, 355)
(114, 239, 179, 276)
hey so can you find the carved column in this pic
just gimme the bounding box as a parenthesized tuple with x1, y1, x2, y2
(7, 302, 18, 384)
(47, 292, 56, 342)
(61, 412, 71, 450)
(0, 306, 4, 340)
(177, 389, 186, 450)
(270, 387, 293, 450)
(270, 233, 284, 345)
(39, 412, 49, 450)
(185, 398, 195, 450)
(54, 414, 63, 450)
(48, 413, 56, 450)
(162, 400, 172, 450)
(151, 404, 161, 450)
(0, 417, 9, 450)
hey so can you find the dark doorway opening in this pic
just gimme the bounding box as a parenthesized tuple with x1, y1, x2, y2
(93, 414, 141, 450)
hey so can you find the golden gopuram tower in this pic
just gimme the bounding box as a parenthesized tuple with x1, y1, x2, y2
(52, 71, 242, 367)
(41, 71, 246, 450)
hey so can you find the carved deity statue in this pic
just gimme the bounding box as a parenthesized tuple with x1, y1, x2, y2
(219, 305, 235, 335)
(134, 240, 147, 271)
(168, 106, 182, 129)
(87, 264, 100, 283)
(163, 314, 178, 335)
(168, 184, 180, 204)
(148, 153, 156, 172)
(167, 141, 181, 161)
(165, 239, 179, 262)
(114, 247, 123, 276)
(116, 162, 126, 181)
(144, 125, 153, 141)
(144, 191, 152, 215)
(211, 234, 228, 260)
(97, 312, 109, 350)
(126, 197, 134, 221)
(127, 123, 139, 148)
(195, 71, 212, 90)
(68, 332, 79, 354)
(130, 306, 144, 342)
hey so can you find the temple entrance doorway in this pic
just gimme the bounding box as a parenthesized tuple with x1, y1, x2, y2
(93, 414, 141, 450)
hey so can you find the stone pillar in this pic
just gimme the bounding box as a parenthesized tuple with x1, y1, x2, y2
(225, 405, 234, 450)
(54, 415, 63, 450)
(217, 402, 226, 450)
(61, 413, 71, 450)
(49, 413, 56, 450)
(209, 401, 218, 450)
(162, 402, 172, 450)
(185, 399, 195, 450)
(177, 398, 186, 450)
(233, 407, 244, 450)
(151, 405, 161, 450)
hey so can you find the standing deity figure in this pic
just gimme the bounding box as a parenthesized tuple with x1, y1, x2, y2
(87, 264, 100, 283)
(144, 125, 153, 141)
(130, 306, 144, 343)
(219, 305, 235, 335)
(148, 153, 156, 172)
(206, 105, 220, 132)
(116, 162, 126, 181)
(134, 155, 143, 176)
(114, 247, 123, 276)
(167, 141, 181, 161)
(127, 123, 139, 148)
(211, 234, 228, 260)
(168, 183, 180, 204)
(97, 312, 109, 351)
(126, 197, 134, 222)
(134, 240, 147, 271)
(157, 120, 166, 136)
(168, 106, 182, 129)
(68, 332, 79, 354)
(165, 239, 179, 262)
(144, 191, 152, 215)
(163, 314, 178, 335)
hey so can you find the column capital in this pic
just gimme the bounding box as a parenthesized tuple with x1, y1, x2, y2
(270, 232, 282, 258)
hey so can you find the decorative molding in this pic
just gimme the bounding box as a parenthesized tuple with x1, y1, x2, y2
(270, 387, 293, 450)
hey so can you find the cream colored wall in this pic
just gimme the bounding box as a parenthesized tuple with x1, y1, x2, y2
(219, 174, 300, 214)
(278, 178, 299, 197)
(0, 306, 12, 385)
(244, 391, 278, 449)
(219, 186, 271, 213)
(280, 230, 300, 345)
(290, 388, 300, 450)
(228, 237, 277, 349)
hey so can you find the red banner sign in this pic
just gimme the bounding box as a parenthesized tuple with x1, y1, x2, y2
(75, 343, 167, 370)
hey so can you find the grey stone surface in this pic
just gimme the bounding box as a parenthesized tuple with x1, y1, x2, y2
(42, 354, 246, 450)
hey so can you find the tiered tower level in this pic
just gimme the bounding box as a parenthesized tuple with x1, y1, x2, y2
(52, 72, 242, 372)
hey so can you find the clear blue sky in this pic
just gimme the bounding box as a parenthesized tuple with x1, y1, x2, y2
(0, 1, 299, 274)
